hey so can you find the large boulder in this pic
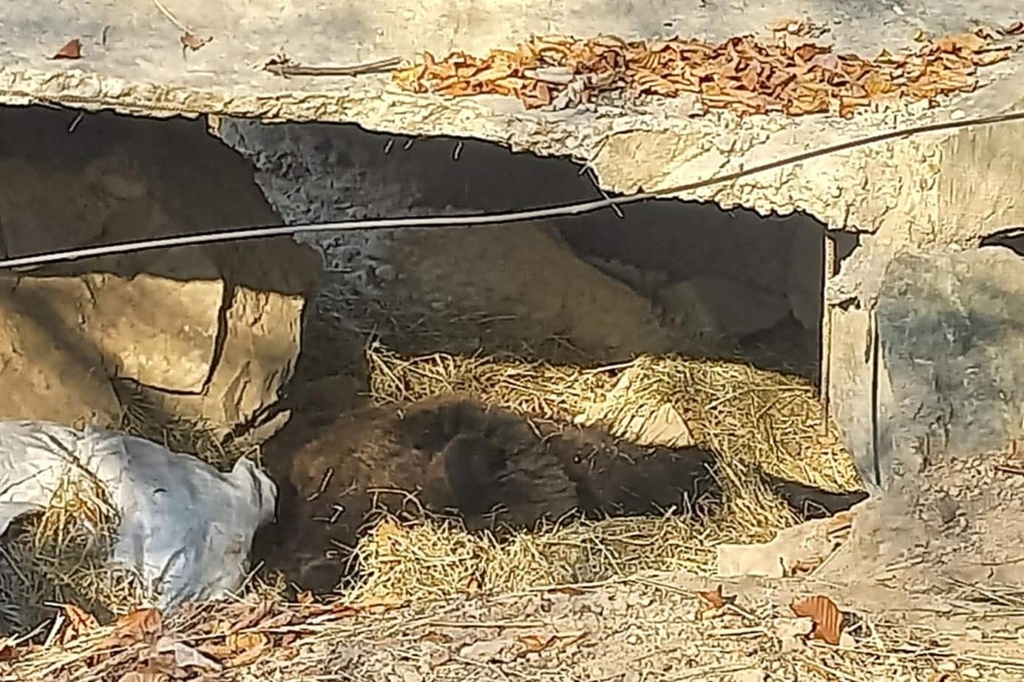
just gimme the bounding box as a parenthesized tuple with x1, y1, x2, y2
(0, 108, 319, 434)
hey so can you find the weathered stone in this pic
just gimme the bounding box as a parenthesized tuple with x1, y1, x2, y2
(0, 109, 319, 435)
(873, 246, 1024, 487)
(656, 276, 792, 343)
(17, 274, 223, 393)
(0, 279, 120, 426)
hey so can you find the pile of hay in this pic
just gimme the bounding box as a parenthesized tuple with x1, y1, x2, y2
(0, 342, 863, 626)
(348, 345, 862, 601)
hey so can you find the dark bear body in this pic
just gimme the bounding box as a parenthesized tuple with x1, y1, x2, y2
(253, 393, 863, 593)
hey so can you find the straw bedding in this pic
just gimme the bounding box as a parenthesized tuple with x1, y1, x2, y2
(348, 344, 860, 601)
(0, 341, 861, 627)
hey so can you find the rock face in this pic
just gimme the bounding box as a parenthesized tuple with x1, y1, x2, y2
(0, 108, 319, 434)
(866, 246, 1024, 489)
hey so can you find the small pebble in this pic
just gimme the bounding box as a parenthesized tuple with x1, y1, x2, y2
(937, 661, 957, 673)
(962, 667, 982, 679)
(374, 264, 397, 281)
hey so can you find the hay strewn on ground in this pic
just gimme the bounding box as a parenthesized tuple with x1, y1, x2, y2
(0, 390, 263, 635)
(347, 345, 861, 601)
(0, 343, 862, 635)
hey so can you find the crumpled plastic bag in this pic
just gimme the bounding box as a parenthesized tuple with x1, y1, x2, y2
(0, 420, 277, 610)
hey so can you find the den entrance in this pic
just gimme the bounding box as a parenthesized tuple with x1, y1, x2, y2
(0, 108, 866, 616)
(220, 122, 868, 596)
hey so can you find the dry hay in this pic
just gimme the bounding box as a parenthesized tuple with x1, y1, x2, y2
(0, 392, 262, 635)
(115, 380, 261, 470)
(366, 345, 858, 491)
(349, 345, 860, 601)
(0, 462, 148, 633)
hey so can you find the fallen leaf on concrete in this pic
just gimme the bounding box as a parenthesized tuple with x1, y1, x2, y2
(791, 595, 844, 645)
(53, 39, 82, 60)
(393, 29, 1014, 116)
(180, 32, 211, 52)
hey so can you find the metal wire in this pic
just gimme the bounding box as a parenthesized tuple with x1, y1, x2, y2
(2, 109, 1024, 271)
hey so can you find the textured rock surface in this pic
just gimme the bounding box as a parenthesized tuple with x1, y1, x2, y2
(0, 108, 319, 432)
(872, 246, 1024, 487)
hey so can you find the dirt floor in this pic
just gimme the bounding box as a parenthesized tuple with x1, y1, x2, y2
(7, 564, 1024, 681)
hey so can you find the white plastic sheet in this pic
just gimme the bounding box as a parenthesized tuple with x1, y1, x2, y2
(0, 420, 277, 610)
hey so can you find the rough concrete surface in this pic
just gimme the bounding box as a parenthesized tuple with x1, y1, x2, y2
(0, 1, 1021, 248)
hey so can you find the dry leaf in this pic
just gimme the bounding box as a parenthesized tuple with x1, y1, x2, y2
(696, 584, 737, 620)
(767, 18, 800, 33)
(974, 25, 1002, 41)
(791, 595, 844, 645)
(226, 632, 269, 668)
(231, 600, 276, 633)
(1006, 21, 1024, 36)
(0, 641, 21, 663)
(181, 32, 212, 52)
(514, 632, 585, 658)
(102, 608, 163, 649)
(392, 30, 1009, 118)
(697, 584, 735, 609)
(421, 631, 453, 645)
(53, 39, 82, 60)
(59, 604, 100, 644)
(156, 635, 223, 672)
(518, 634, 556, 653)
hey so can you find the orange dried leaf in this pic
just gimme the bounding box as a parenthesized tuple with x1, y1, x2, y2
(226, 632, 269, 668)
(791, 595, 844, 645)
(697, 585, 735, 610)
(0, 641, 20, 663)
(934, 32, 987, 54)
(181, 32, 212, 52)
(60, 604, 100, 644)
(53, 39, 82, 60)
(518, 634, 555, 653)
(101, 608, 163, 649)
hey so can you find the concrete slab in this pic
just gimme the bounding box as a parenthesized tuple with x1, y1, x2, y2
(0, 1, 1021, 241)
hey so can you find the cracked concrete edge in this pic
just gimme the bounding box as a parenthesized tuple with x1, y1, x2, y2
(6, 61, 1024, 250)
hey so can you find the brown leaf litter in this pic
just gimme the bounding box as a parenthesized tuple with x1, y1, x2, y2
(392, 25, 1020, 116)
(52, 39, 83, 60)
(791, 594, 845, 646)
